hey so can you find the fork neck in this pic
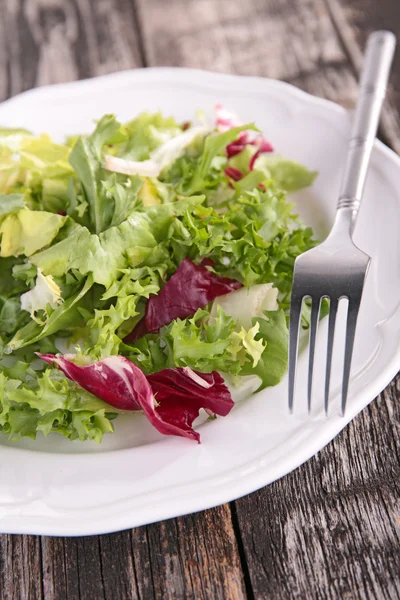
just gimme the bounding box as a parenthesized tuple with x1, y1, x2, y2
(329, 207, 357, 240)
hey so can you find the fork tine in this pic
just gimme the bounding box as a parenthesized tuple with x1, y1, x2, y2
(341, 300, 360, 416)
(288, 294, 302, 413)
(324, 297, 338, 415)
(307, 298, 320, 413)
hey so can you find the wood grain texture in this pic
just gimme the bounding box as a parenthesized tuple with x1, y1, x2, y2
(0, 506, 246, 600)
(0, 0, 399, 599)
(0, 535, 43, 599)
(0, 0, 143, 100)
(137, 0, 400, 144)
(136, 0, 359, 103)
(325, 0, 400, 152)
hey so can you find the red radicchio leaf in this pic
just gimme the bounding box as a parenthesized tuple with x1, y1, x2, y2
(37, 354, 234, 443)
(199, 257, 215, 269)
(224, 166, 243, 181)
(124, 258, 242, 342)
(248, 150, 261, 171)
(249, 136, 274, 171)
(147, 367, 234, 442)
(229, 132, 273, 171)
(226, 131, 249, 158)
(215, 104, 273, 167)
(38, 354, 144, 411)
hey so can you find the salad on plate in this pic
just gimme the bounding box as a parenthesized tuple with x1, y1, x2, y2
(0, 105, 317, 444)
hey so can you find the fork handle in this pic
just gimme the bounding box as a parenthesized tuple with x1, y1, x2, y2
(337, 31, 396, 222)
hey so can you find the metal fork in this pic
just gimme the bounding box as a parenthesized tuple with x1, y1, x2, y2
(288, 30, 396, 416)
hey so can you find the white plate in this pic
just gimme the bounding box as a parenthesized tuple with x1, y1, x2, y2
(0, 68, 400, 536)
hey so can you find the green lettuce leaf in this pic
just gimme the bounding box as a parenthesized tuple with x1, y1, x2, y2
(69, 114, 142, 233)
(31, 213, 159, 289)
(7, 275, 94, 351)
(118, 112, 182, 161)
(0, 193, 25, 218)
(234, 169, 268, 193)
(0, 208, 66, 257)
(105, 175, 142, 227)
(125, 305, 268, 377)
(0, 368, 115, 442)
(168, 184, 315, 291)
(0, 258, 31, 339)
(0, 296, 30, 335)
(166, 308, 241, 374)
(228, 146, 254, 174)
(83, 273, 159, 359)
(0, 132, 74, 212)
(0, 257, 27, 297)
(121, 335, 170, 374)
(181, 124, 257, 194)
(241, 310, 289, 390)
(255, 155, 317, 192)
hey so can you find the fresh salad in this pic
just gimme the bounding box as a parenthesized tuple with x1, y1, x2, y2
(0, 105, 317, 443)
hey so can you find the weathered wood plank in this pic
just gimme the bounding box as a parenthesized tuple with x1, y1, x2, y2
(36, 506, 246, 600)
(0, 0, 143, 100)
(137, 0, 399, 143)
(0, 535, 43, 599)
(143, 506, 246, 599)
(41, 537, 81, 600)
(234, 378, 400, 599)
(136, 0, 359, 104)
(325, 0, 400, 152)
(0, 506, 246, 599)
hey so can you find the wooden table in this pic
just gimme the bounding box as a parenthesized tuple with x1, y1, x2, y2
(1, 1, 399, 598)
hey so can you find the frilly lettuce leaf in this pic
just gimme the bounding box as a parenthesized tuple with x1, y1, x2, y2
(179, 124, 257, 194)
(30, 213, 158, 288)
(231, 322, 266, 368)
(241, 310, 289, 390)
(0, 368, 115, 442)
(124, 303, 287, 391)
(84, 273, 159, 359)
(125, 305, 268, 378)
